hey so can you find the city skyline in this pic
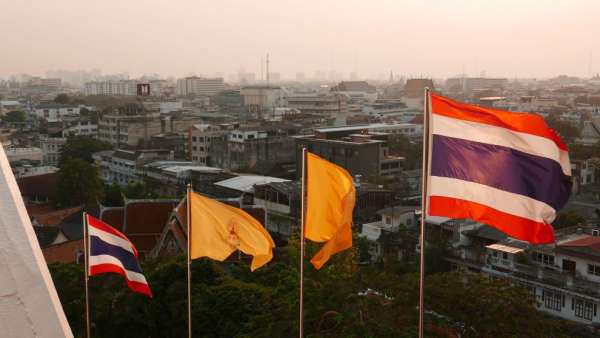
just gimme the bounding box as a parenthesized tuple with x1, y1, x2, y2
(1, 0, 598, 79)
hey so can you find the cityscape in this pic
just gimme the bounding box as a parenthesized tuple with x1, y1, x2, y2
(1, 1, 600, 337)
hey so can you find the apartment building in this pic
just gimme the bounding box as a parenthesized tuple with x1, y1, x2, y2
(97, 113, 162, 147)
(294, 125, 403, 179)
(93, 149, 174, 186)
(188, 123, 239, 165)
(240, 86, 285, 119)
(33, 103, 80, 123)
(84, 80, 138, 96)
(176, 77, 224, 97)
(439, 220, 600, 327)
(39, 136, 66, 166)
(209, 124, 300, 174)
(61, 120, 98, 137)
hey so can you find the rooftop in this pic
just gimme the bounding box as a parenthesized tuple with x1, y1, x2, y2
(215, 175, 290, 193)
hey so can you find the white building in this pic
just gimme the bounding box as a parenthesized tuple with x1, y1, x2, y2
(93, 149, 174, 186)
(0, 100, 23, 114)
(12, 165, 58, 178)
(159, 101, 183, 114)
(39, 136, 67, 166)
(367, 123, 423, 139)
(176, 77, 224, 97)
(4, 147, 43, 163)
(360, 206, 419, 262)
(240, 86, 285, 119)
(33, 103, 80, 123)
(84, 80, 138, 96)
(61, 120, 98, 137)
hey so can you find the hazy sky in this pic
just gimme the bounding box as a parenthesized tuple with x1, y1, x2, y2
(1, 0, 599, 79)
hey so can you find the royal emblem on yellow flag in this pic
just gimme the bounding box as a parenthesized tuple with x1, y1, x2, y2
(189, 191, 275, 271)
(305, 152, 356, 269)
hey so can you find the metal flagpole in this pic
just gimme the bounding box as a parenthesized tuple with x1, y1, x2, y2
(83, 211, 91, 338)
(299, 147, 307, 338)
(418, 87, 432, 338)
(187, 183, 192, 338)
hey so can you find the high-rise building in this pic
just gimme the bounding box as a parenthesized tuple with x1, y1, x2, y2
(175, 77, 225, 97)
(84, 80, 138, 96)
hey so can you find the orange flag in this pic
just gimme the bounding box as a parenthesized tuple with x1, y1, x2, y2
(189, 191, 275, 271)
(305, 152, 356, 269)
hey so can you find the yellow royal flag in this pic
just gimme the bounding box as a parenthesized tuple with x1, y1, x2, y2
(189, 191, 275, 271)
(305, 152, 356, 269)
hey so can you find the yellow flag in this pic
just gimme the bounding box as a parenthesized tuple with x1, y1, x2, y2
(305, 152, 356, 269)
(189, 191, 275, 271)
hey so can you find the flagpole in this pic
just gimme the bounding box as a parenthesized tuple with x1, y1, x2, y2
(418, 87, 432, 338)
(299, 147, 307, 338)
(83, 211, 91, 338)
(187, 183, 192, 338)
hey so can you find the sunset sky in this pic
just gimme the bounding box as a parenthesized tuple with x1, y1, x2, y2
(1, 0, 598, 79)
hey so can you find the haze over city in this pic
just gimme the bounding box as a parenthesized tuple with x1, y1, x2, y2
(3, 1, 600, 337)
(1, 0, 599, 79)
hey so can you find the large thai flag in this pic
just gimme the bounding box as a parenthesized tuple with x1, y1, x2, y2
(86, 215, 152, 297)
(427, 93, 572, 244)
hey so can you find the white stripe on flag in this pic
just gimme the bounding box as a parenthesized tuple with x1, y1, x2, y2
(89, 254, 148, 284)
(432, 114, 571, 176)
(89, 225, 135, 255)
(429, 176, 557, 223)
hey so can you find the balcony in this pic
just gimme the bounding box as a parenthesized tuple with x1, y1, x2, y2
(483, 261, 600, 298)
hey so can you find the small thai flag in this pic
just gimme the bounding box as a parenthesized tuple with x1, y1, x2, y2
(86, 215, 152, 297)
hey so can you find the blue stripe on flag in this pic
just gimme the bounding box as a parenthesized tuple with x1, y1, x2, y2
(431, 134, 571, 210)
(89, 236, 143, 274)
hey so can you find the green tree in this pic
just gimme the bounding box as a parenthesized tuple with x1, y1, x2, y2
(545, 115, 580, 143)
(55, 159, 104, 207)
(102, 183, 124, 206)
(54, 93, 71, 104)
(2, 110, 26, 123)
(554, 210, 586, 229)
(426, 271, 570, 337)
(387, 134, 423, 170)
(59, 135, 112, 167)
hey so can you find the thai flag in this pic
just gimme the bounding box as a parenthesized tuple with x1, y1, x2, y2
(427, 93, 572, 244)
(86, 215, 152, 297)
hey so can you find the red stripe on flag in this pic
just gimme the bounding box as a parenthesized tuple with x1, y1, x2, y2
(431, 93, 568, 151)
(429, 195, 555, 244)
(86, 214, 138, 257)
(90, 264, 153, 298)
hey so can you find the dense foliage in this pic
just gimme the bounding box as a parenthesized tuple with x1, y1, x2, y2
(59, 135, 112, 167)
(55, 159, 104, 207)
(1, 110, 26, 123)
(49, 240, 575, 338)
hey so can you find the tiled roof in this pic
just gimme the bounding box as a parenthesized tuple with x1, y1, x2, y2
(101, 207, 125, 231)
(559, 235, 600, 251)
(34, 226, 61, 247)
(17, 173, 58, 200)
(32, 206, 83, 227)
(123, 200, 178, 235)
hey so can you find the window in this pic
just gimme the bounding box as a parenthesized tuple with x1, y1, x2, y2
(385, 216, 392, 225)
(192, 136, 197, 142)
(573, 297, 596, 320)
(502, 252, 508, 260)
(542, 289, 563, 311)
(533, 252, 555, 266)
(588, 264, 600, 277)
